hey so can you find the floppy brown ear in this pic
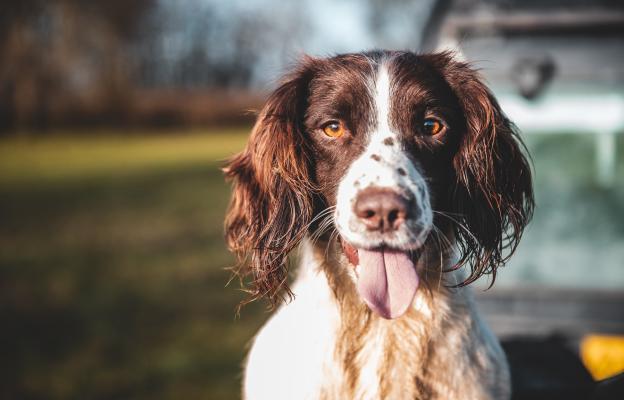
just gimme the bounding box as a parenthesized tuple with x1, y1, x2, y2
(223, 62, 316, 305)
(427, 52, 534, 285)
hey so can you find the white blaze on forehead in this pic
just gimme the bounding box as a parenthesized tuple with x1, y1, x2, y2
(374, 64, 392, 136)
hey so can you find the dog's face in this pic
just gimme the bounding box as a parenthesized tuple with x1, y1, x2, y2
(224, 51, 533, 318)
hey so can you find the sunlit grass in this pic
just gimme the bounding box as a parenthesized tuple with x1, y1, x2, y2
(0, 128, 249, 186)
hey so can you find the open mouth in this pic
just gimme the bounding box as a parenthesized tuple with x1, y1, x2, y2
(341, 239, 423, 319)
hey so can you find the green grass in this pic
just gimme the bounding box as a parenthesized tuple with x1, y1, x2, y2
(0, 129, 267, 400)
(0, 129, 249, 186)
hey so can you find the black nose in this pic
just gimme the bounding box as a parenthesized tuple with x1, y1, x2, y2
(354, 187, 412, 232)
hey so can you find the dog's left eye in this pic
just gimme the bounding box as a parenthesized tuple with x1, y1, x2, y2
(422, 118, 445, 136)
(322, 120, 346, 138)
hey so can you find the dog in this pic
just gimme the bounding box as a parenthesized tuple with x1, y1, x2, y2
(224, 50, 534, 400)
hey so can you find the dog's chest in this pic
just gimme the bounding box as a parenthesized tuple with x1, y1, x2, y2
(243, 273, 430, 399)
(242, 248, 506, 400)
(243, 263, 344, 400)
(335, 317, 433, 400)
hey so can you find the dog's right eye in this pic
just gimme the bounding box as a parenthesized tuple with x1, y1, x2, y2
(422, 117, 445, 136)
(322, 121, 346, 138)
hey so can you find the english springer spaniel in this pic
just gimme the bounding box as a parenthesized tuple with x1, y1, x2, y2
(224, 50, 534, 400)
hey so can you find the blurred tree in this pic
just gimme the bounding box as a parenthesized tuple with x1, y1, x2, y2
(0, 0, 155, 132)
(132, 1, 305, 89)
(0, 0, 302, 132)
(0, 0, 436, 133)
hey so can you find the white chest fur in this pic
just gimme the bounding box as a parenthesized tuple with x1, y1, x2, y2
(243, 243, 342, 400)
(242, 242, 510, 400)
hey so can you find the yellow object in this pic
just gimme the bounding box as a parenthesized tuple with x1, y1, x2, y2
(580, 334, 624, 381)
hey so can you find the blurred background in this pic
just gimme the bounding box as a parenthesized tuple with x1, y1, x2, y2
(0, 0, 622, 399)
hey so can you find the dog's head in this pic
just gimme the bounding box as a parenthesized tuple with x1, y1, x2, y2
(224, 51, 533, 318)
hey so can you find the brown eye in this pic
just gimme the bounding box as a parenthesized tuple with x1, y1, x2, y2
(322, 120, 346, 138)
(423, 118, 444, 136)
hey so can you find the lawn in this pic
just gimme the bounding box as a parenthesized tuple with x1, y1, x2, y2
(1, 129, 622, 399)
(0, 129, 266, 400)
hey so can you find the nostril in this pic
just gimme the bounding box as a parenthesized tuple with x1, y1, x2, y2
(387, 209, 399, 224)
(388, 208, 408, 230)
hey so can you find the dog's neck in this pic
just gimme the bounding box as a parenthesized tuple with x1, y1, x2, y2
(298, 238, 473, 399)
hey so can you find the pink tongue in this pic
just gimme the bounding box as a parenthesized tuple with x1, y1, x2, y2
(356, 249, 419, 319)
